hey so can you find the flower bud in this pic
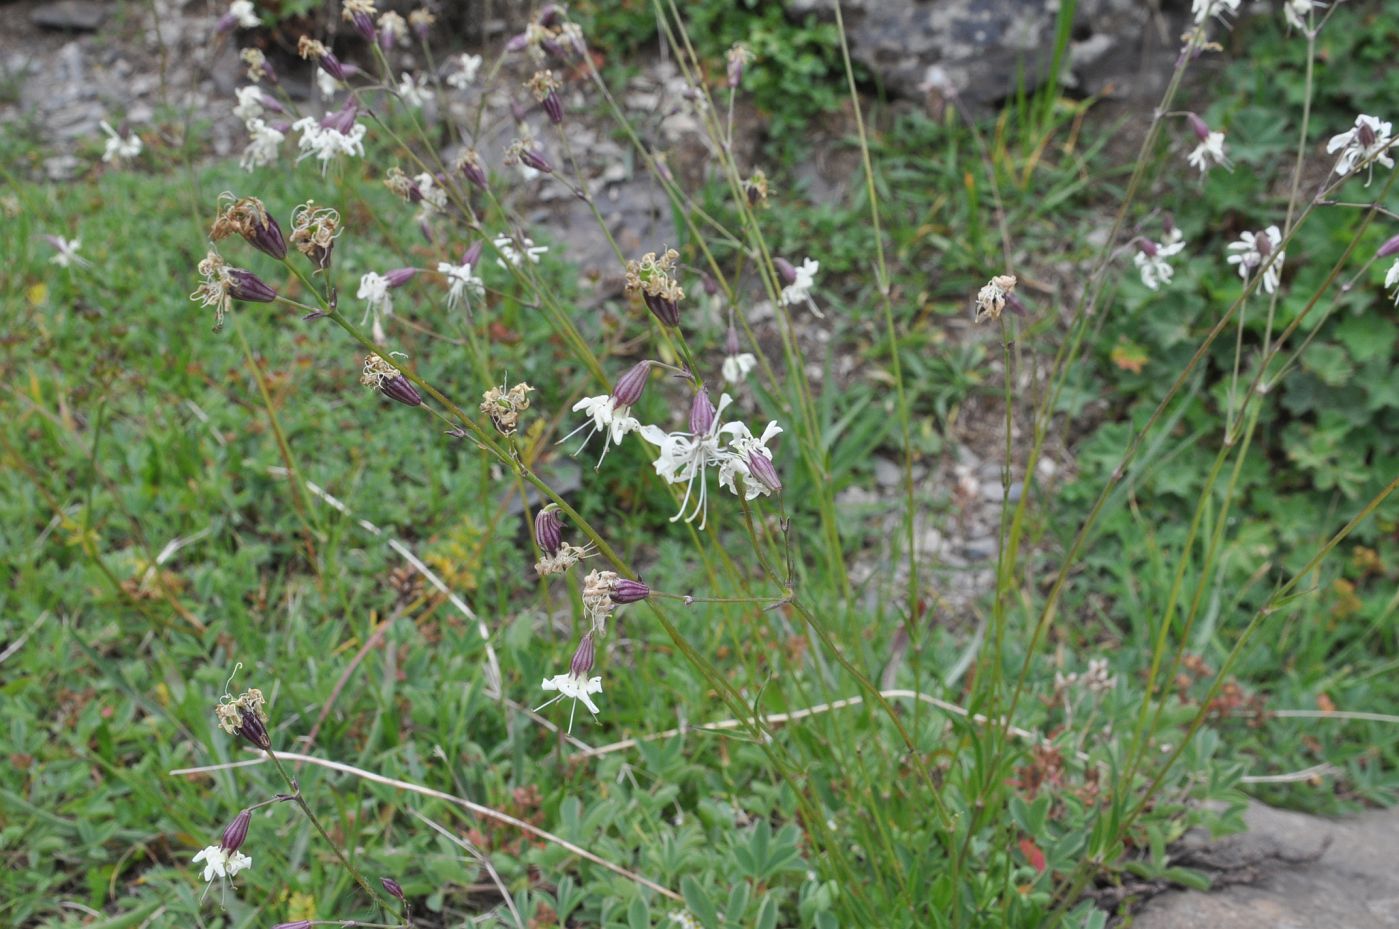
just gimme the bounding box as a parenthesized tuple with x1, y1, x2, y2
(773, 257, 798, 285)
(611, 361, 651, 407)
(462, 240, 484, 267)
(381, 374, 423, 407)
(569, 633, 595, 677)
(384, 267, 417, 287)
(233, 710, 271, 750)
(505, 31, 529, 53)
(1377, 234, 1399, 258)
(1187, 112, 1210, 142)
(689, 388, 715, 435)
(381, 876, 406, 901)
(535, 505, 563, 556)
(725, 326, 741, 357)
(702, 273, 719, 297)
(610, 579, 650, 604)
(227, 268, 277, 303)
(273, 923, 313, 929)
(220, 809, 252, 853)
(747, 451, 782, 494)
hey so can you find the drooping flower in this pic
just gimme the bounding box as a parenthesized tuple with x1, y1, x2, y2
(342, 0, 378, 41)
(1191, 0, 1241, 25)
(493, 233, 547, 268)
(1327, 114, 1395, 184)
(99, 121, 142, 165)
(717, 419, 783, 501)
(209, 193, 286, 260)
(534, 541, 594, 577)
(397, 72, 429, 108)
(289, 201, 341, 270)
(445, 53, 483, 89)
(527, 70, 564, 124)
(1225, 226, 1284, 294)
(639, 390, 734, 529)
(1380, 235, 1399, 304)
(1283, 0, 1325, 30)
(232, 86, 265, 122)
(44, 235, 90, 269)
(581, 570, 620, 632)
(1185, 113, 1230, 175)
(291, 108, 367, 173)
(776, 257, 819, 308)
(537, 664, 602, 732)
(437, 248, 485, 311)
(358, 271, 393, 343)
(190, 250, 277, 330)
(1133, 234, 1186, 291)
(193, 844, 252, 884)
(217, 0, 259, 32)
(239, 118, 284, 171)
(560, 362, 651, 465)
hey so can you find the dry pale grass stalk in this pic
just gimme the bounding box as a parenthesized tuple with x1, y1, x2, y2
(169, 750, 683, 902)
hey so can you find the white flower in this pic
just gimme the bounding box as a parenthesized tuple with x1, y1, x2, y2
(493, 234, 547, 268)
(291, 116, 366, 173)
(1225, 225, 1284, 294)
(779, 257, 819, 307)
(240, 118, 284, 171)
(717, 419, 783, 500)
(192, 844, 252, 883)
(227, 0, 259, 28)
(1191, 0, 1241, 25)
(1133, 236, 1186, 291)
(99, 121, 141, 165)
(1385, 258, 1399, 304)
(639, 393, 737, 529)
(232, 85, 264, 122)
(358, 271, 393, 343)
(436, 259, 484, 310)
(722, 352, 757, 383)
(414, 171, 447, 216)
(44, 235, 90, 268)
(316, 69, 341, 99)
(397, 72, 429, 108)
(538, 672, 602, 731)
(445, 53, 483, 89)
(1187, 131, 1229, 175)
(561, 394, 642, 464)
(669, 912, 702, 929)
(1283, 0, 1324, 30)
(1326, 114, 1395, 183)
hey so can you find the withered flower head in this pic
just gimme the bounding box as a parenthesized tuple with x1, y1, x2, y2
(480, 379, 535, 435)
(210, 192, 287, 260)
(215, 687, 271, 750)
(289, 201, 341, 271)
(624, 249, 684, 326)
(241, 47, 274, 84)
(974, 274, 1017, 324)
(527, 70, 564, 124)
(744, 170, 770, 208)
(361, 353, 423, 406)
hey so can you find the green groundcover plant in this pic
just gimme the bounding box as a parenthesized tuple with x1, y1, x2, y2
(3, 1, 1396, 928)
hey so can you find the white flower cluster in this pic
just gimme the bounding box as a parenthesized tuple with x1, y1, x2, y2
(291, 115, 367, 173)
(99, 120, 142, 165)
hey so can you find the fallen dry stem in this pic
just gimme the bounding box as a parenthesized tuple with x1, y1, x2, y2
(169, 751, 682, 902)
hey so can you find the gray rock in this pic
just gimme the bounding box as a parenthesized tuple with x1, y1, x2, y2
(786, 0, 1185, 108)
(31, 0, 108, 32)
(1133, 802, 1399, 929)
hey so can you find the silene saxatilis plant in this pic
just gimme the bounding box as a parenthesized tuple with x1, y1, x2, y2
(173, 0, 1397, 926)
